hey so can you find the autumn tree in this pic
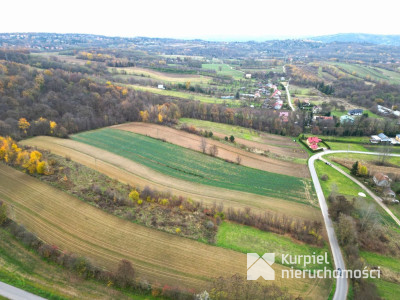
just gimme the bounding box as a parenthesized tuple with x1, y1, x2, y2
(18, 118, 30, 134)
(140, 110, 149, 122)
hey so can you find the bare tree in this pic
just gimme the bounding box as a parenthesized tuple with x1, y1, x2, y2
(209, 144, 218, 157)
(200, 138, 207, 153)
(236, 155, 242, 165)
(379, 145, 392, 166)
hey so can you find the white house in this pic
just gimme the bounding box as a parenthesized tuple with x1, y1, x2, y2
(157, 84, 165, 90)
(245, 74, 252, 79)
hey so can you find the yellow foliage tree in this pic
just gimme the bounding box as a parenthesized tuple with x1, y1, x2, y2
(18, 118, 30, 134)
(140, 110, 149, 122)
(158, 113, 163, 123)
(50, 121, 57, 134)
(129, 190, 140, 203)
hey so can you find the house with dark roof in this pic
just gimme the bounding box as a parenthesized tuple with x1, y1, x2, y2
(348, 109, 363, 116)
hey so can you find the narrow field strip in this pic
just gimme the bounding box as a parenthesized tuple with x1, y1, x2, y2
(21, 136, 322, 221)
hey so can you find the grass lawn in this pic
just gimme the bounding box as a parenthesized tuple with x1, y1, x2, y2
(201, 63, 244, 79)
(315, 160, 366, 198)
(360, 251, 400, 273)
(325, 142, 369, 151)
(216, 222, 332, 271)
(72, 128, 310, 204)
(373, 279, 400, 300)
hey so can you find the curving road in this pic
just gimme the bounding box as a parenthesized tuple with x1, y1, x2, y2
(309, 150, 400, 300)
(0, 281, 47, 300)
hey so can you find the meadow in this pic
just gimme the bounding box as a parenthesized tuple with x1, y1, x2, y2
(72, 128, 311, 204)
(201, 63, 244, 79)
(217, 222, 332, 271)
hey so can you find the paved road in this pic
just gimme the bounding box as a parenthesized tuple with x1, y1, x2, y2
(282, 65, 295, 111)
(309, 153, 348, 300)
(309, 150, 400, 300)
(0, 281, 46, 300)
(283, 83, 295, 112)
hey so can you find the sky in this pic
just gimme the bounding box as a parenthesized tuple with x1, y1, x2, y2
(2, 0, 399, 41)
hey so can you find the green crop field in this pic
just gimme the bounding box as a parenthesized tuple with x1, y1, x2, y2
(216, 222, 332, 271)
(327, 62, 400, 84)
(72, 128, 310, 204)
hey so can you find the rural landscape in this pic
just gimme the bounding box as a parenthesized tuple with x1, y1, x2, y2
(1, 5, 400, 300)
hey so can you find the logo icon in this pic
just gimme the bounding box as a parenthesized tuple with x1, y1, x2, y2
(247, 253, 275, 280)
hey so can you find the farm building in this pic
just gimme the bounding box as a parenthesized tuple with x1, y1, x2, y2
(383, 187, 396, 198)
(348, 109, 363, 116)
(370, 135, 381, 144)
(373, 173, 392, 187)
(157, 84, 165, 90)
(306, 136, 322, 150)
(378, 133, 391, 144)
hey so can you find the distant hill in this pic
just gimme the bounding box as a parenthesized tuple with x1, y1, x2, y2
(309, 33, 400, 46)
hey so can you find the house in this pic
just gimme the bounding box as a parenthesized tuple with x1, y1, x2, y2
(383, 187, 396, 198)
(157, 84, 165, 90)
(348, 109, 363, 116)
(370, 135, 381, 144)
(396, 134, 400, 142)
(274, 100, 283, 110)
(307, 136, 322, 150)
(340, 115, 355, 124)
(373, 173, 392, 187)
(245, 74, 252, 79)
(313, 106, 321, 114)
(378, 133, 391, 144)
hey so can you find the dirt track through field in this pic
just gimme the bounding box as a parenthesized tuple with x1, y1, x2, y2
(0, 164, 328, 298)
(114, 123, 309, 178)
(21, 137, 321, 221)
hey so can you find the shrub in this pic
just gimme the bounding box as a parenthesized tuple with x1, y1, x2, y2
(114, 259, 135, 288)
(321, 174, 329, 181)
(0, 201, 7, 226)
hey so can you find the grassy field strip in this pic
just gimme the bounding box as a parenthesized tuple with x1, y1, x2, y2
(127, 84, 231, 104)
(178, 118, 306, 150)
(112, 66, 212, 83)
(72, 129, 311, 204)
(21, 136, 322, 221)
(114, 123, 309, 178)
(0, 164, 329, 298)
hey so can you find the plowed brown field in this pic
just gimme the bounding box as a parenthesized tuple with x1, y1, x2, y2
(0, 164, 329, 298)
(114, 123, 309, 178)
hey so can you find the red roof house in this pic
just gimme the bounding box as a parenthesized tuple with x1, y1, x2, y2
(307, 136, 322, 150)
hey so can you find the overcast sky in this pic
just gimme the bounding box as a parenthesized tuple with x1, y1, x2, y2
(2, 0, 399, 41)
